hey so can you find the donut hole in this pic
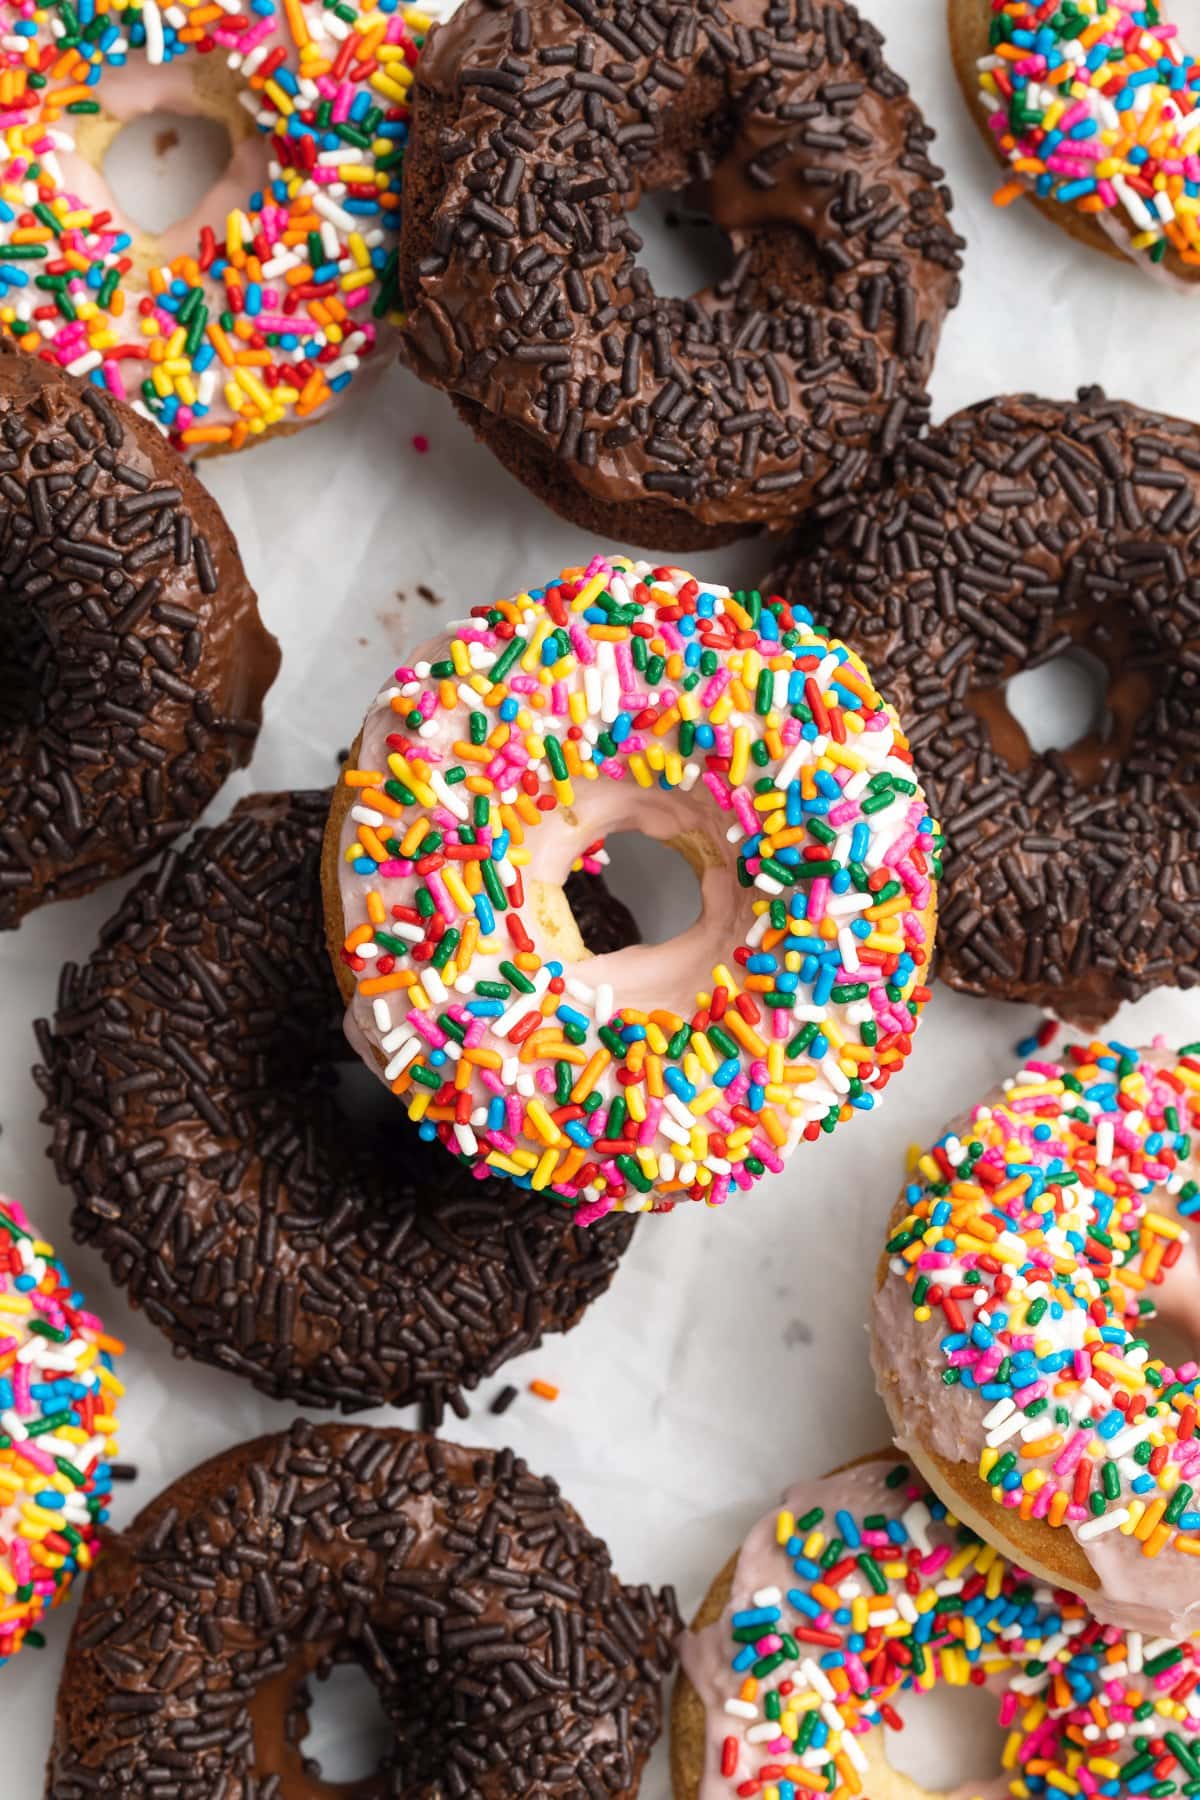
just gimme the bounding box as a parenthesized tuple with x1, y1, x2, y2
(294, 1657, 392, 1789)
(625, 187, 736, 302)
(328, 1055, 410, 1146)
(1002, 647, 1113, 759)
(596, 830, 703, 946)
(882, 1682, 1006, 1791)
(103, 109, 234, 236)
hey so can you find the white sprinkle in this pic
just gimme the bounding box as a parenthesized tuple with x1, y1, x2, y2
(383, 1038, 421, 1081)
(1076, 1509, 1130, 1542)
(901, 1501, 933, 1555)
(142, 0, 164, 61)
(419, 968, 449, 1004)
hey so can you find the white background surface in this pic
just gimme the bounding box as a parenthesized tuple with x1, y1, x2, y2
(4, 0, 1200, 1788)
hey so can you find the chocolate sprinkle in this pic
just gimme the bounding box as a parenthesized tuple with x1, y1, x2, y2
(0, 346, 278, 928)
(35, 789, 642, 1423)
(48, 1420, 679, 1797)
(400, 0, 963, 551)
(773, 390, 1200, 1027)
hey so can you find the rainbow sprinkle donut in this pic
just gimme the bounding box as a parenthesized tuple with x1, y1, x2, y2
(326, 554, 940, 1219)
(0, 1193, 123, 1663)
(964, 1, 1200, 278)
(675, 1452, 1200, 1800)
(0, 0, 432, 450)
(874, 1038, 1200, 1641)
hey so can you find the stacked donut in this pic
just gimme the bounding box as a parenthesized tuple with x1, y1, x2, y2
(675, 1036, 1200, 1797)
(325, 553, 940, 1218)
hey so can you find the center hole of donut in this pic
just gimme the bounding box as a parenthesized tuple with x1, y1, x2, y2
(301, 1660, 391, 1788)
(330, 1057, 408, 1142)
(597, 831, 702, 946)
(883, 1682, 1006, 1789)
(626, 189, 735, 300)
(103, 111, 233, 236)
(1004, 647, 1112, 756)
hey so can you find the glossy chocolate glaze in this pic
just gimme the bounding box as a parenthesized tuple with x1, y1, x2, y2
(0, 343, 278, 925)
(47, 1421, 679, 1797)
(400, 0, 963, 550)
(36, 789, 641, 1423)
(774, 389, 1200, 1026)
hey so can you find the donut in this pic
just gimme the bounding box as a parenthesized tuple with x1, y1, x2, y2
(949, 0, 1200, 284)
(0, 345, 277, 928)
(325, 552, 940, 1221)
(0, 1192, 123, 1666)
(872, 1036, 1200, 1642)
(673, 1448, 1200, 1800)
(0, 0, 434, 452)
(773, 388, 1200, 1030)
(36, 786, 642, 1424)
(48, 1418, 680, 1794)
(398, 0, 964, 553)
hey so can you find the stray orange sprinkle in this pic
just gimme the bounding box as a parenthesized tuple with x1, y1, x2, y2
(529, 1380, 559, 1402)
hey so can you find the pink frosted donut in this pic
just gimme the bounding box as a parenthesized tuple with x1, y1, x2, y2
(326, 553, 940, 1219)
(0, 1193, 123, 1664)
(874, 1035, 1200, 1639)
(0, 0, 433, 451)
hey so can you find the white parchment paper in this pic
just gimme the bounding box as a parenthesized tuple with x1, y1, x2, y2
(2, 0, 1200, 1788)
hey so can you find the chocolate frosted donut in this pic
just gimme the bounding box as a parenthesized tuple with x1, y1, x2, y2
(774, 389, 1200, 1027)
(36, 788, 641, 1424)
(0, 347, 278, 927)
(400, 0, 964, 552)
(48, 1419, 679, 1797)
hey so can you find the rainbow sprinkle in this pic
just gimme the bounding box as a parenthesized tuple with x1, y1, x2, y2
(883, 1040, 1200, 1563)
(0, 0, 433, 449)
(685, 1457, 1200, 1797)
(335, 554, 939, 1218)
(976, 2, 1200, 272)
(0, 1193, 123, 1664)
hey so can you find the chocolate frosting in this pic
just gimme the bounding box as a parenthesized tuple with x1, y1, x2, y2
(47, 1420, 679, 1797)
(774, 389, 1200, 1027)
(0, 343, 278, 926)
(400, 0, 963, 549)
(35, 789, 641, 1424)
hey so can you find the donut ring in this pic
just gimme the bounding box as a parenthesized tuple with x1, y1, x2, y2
(399, 0, 963, 552)
(0, 0, 433, 452)
(0, 345, 276, 928)
(325, 554, 940, 1219)
(673, 1449, 1200, 1800)
(949, 0, 1200, 284)
(873, 1036, 1200, 1641)
(35, 787, 642, 1424)
(0, 1192, 123, 1666)
(48, 1419, 680, 1794)
(774, 389, 1200, 1030)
